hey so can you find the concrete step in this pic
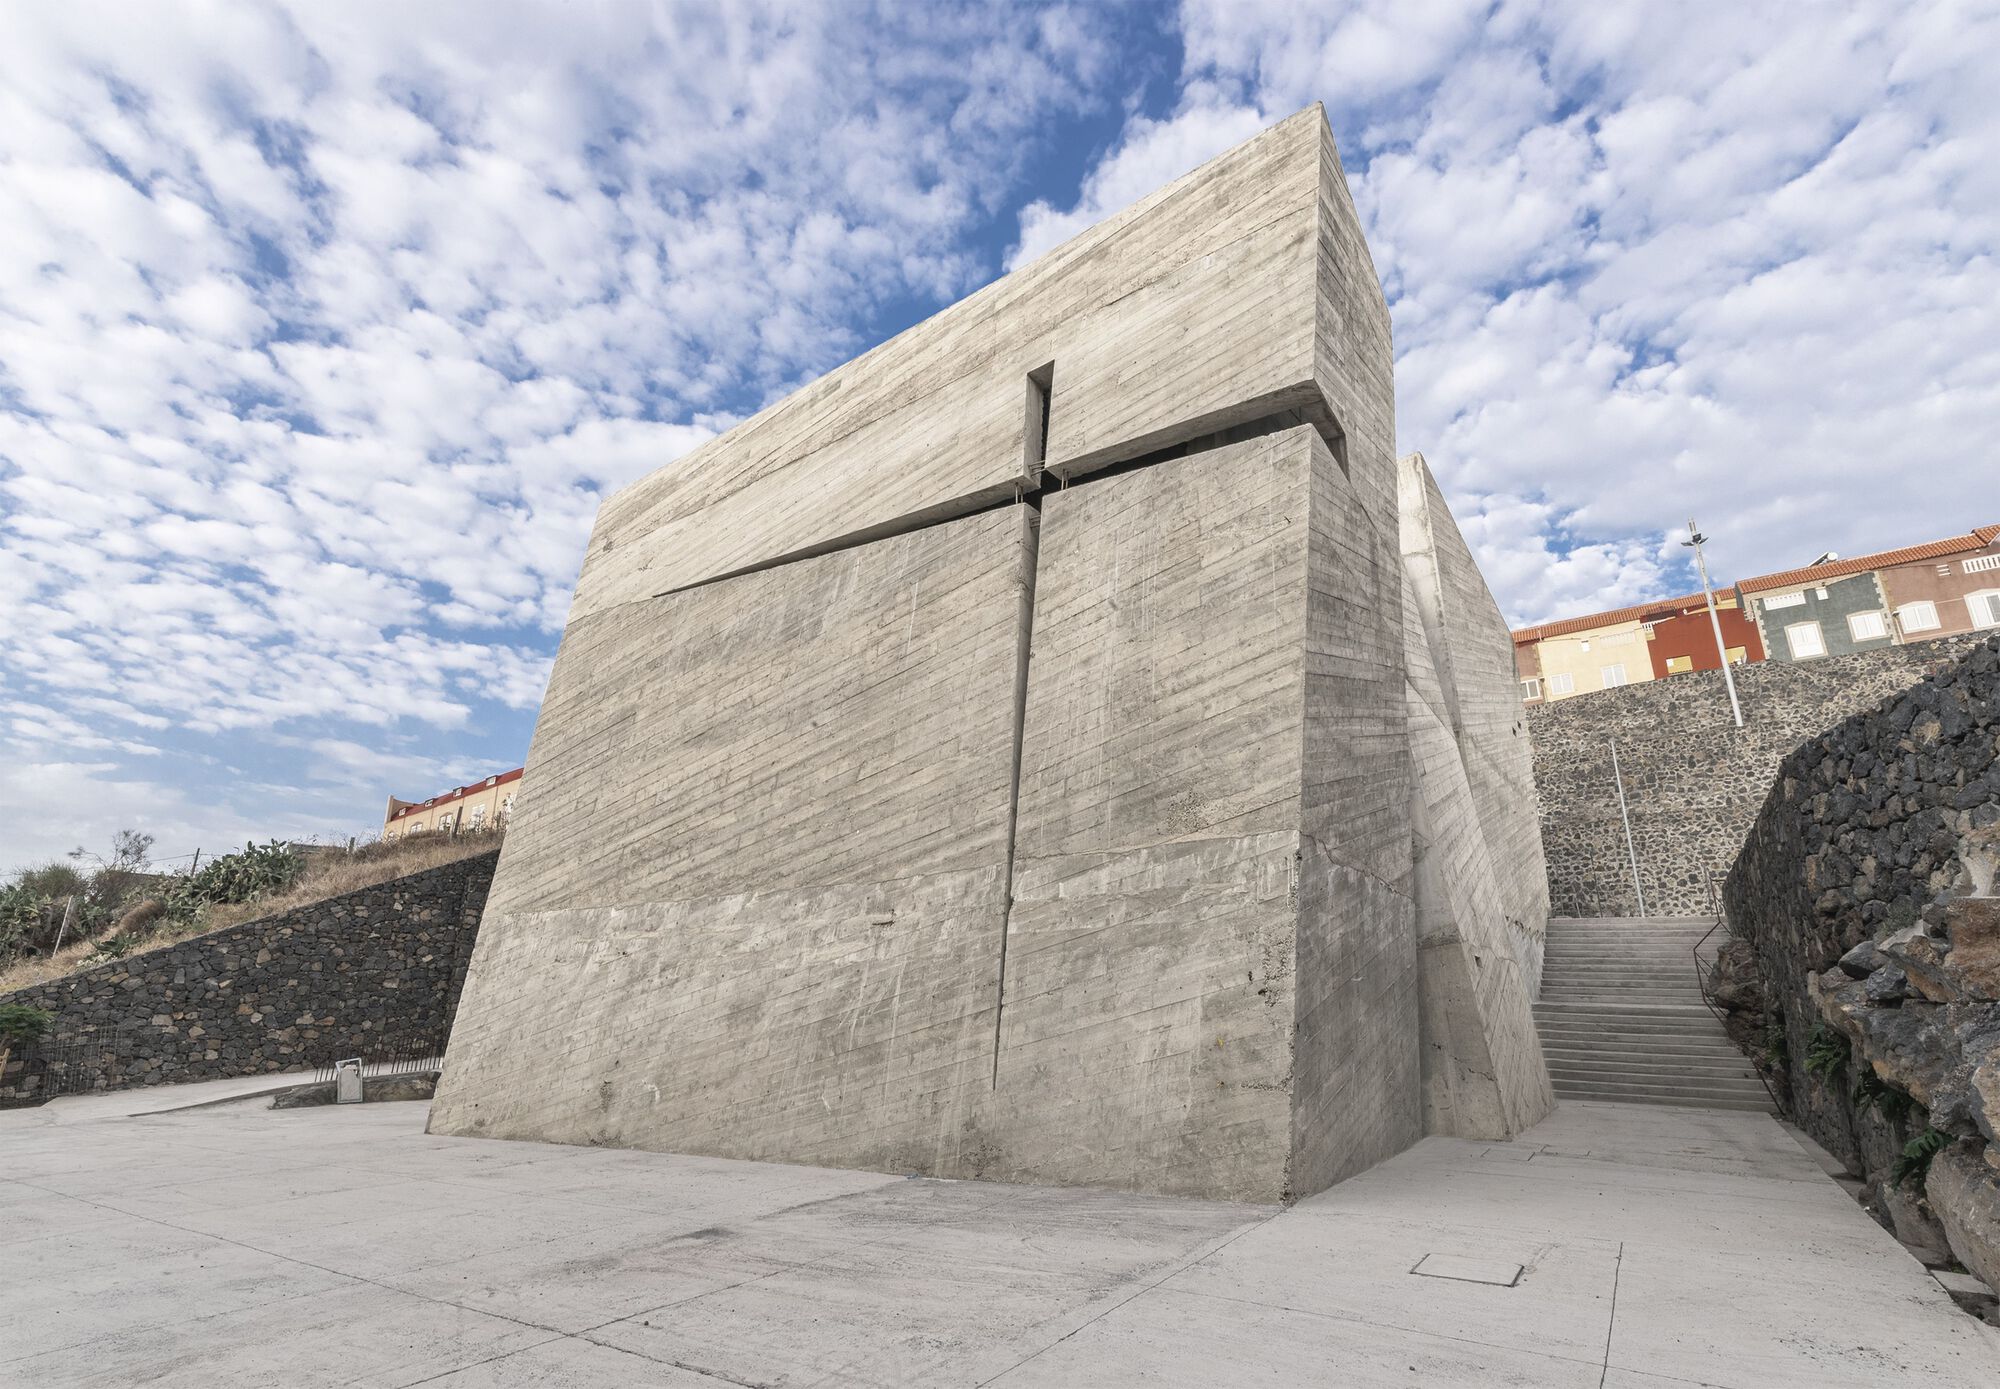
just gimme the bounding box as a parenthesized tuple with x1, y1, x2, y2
(1538, 1032, 1737, 1051)
(1541, 985, 1709, 997)
(1547, 962, 1709, 971)
(1553, 1085, 1774, 1113)
(1552, 1080, 1776, 1096)
(1536, 1012, 1728, 1024)
(1543, 1048, 1755, 1069)
(1543, 992, 1708, 1001)
(1553, 1084, 1774, 1109)
(1534, 1014, 1727, 1032)
(1549, 1062, 1761, 1084)
(1541, 1043, 1750, 1063)
(1537, 1031, 1740, 1051)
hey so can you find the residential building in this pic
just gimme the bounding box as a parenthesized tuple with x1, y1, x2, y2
(1644, 592, 1763, 677)
(1515, 637, 1546, 706)
(1740, 570, 1890, 663)
(1736, 524, 2000, 663)
(1520, 612, 1656, 702)
(1513, 520, 1999, 700)
(1874, 524, 2000, 642)
(383, 767, 523, 839)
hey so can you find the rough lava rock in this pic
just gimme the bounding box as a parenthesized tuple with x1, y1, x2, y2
(1880, 924, 1954, 1003)
(1943, 897, 2000, 1000)
(1864, 965, 1910, 1005)
(1928, 1144, 2000, 1293)
(1839, 939, 1887, 979)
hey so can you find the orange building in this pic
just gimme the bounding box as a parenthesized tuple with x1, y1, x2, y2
(383, 767, 524, 839)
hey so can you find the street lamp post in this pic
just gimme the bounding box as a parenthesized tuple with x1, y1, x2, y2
(1683, 519, 1744, 729)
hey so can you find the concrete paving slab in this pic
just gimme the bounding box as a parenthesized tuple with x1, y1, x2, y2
(1, 1094, 1995, 1387)
(1410, 1252, 1525, 1285)
(421, 1337, 719, 1387)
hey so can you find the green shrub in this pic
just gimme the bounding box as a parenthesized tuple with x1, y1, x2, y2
(161, 841, 303, 925)
(0, 1003, 52, 1044)
(1761, 1016, 1790, 1071)
(1894, 1128, 1951, 1189)
(1852, 1070, 1914, 1123)
(85, 935, 136, 963)
(1805, 1023, 1849, 1082)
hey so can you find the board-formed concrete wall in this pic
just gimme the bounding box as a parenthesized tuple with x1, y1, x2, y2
(433, 107, 1548, 1201)
(1399, 455, 1552, 1138)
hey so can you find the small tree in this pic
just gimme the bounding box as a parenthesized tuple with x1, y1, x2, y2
(0, 1003, 53, 1085)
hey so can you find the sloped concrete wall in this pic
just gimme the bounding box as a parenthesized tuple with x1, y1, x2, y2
(1398, 454, 1553, 1137)
(571, 106, 1344, 616)
(988, 430, 1314, 1200)
(434, 107, 1548, 1201)
(432, 511, 1030, 1171)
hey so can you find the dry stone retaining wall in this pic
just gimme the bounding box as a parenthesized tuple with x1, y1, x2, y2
(0, 850, 495, 1104)
(1720, 636, 2000, 1280)
(1530, 635, 1989, 917)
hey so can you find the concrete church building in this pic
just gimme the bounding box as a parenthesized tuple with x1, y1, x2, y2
(431, 106, 1552, 1203)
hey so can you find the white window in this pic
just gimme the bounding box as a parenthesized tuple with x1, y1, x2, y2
(1963, 554, 2000, 574)
(1898, 601, 1940, 633)
(437, 812, 455, 832)
(1847, 611, 1887, 641)
(1520, 677, 1542, 701)
(1763, 591, 1808, 611)
(1600, 663, 1628, 687)
(409, 821, 427, 834)
(1970, 591, 2000, 629)
(1785, 621, 1826, 659)
(1548, 671, 1575, 696)
(469, 805, 487, 828)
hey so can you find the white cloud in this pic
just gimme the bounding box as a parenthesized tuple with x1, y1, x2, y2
(1008, 102, 1269, 269)
(0, 1, 1128, 871)
(1034, 0, 2000, 625)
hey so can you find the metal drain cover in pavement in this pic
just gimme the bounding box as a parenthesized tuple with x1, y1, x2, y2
(1410, 1254, 1523, 1286)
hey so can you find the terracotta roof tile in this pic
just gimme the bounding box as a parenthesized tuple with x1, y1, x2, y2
(1736, 533, 1993, 594)
(1512, 592, 1707, 645)
(388, 766, 524, 821)
(1516, 523, 2000, 644)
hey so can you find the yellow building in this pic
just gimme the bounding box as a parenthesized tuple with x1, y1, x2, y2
(383, 767, 523, 840)
(1521, 615, 1656, 702)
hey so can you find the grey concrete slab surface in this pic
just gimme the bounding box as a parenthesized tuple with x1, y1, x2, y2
(3, 1083, 1996, 1387)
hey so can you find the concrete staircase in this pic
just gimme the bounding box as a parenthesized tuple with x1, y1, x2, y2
(1535, 916, 1774, 1112)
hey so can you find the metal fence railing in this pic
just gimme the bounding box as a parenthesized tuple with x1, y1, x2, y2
(32, 1027, 135, 1098)
(310, 1049, 442, 1085)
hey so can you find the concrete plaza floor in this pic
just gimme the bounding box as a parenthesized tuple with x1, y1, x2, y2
(3, 1084, 1996, 1387)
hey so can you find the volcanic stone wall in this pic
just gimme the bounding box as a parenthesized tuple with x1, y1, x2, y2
(1720, 636, 2000, 1277)
(0, 851, 494, 1104)
(1530, 635, 1990, 916)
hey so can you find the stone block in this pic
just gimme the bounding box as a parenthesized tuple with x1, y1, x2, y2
(1928, 1144, 2000, 1293)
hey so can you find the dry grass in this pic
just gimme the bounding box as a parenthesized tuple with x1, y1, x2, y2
(198, 829, 504, 933)
(0, 830, 503, 996)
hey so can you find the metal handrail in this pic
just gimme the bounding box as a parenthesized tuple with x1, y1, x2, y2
(1692, 894, 1784, 1112)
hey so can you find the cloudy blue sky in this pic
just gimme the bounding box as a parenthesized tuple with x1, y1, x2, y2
(3, 0, 1995, 871)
